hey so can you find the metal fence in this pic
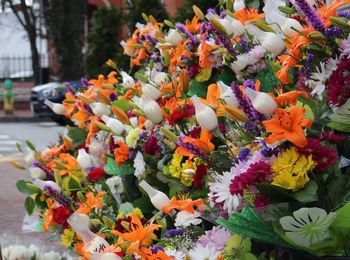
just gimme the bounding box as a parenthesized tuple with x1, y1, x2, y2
(0, 54, 49, 79)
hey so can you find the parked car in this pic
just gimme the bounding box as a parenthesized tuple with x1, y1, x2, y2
(31, 81, 82, 125)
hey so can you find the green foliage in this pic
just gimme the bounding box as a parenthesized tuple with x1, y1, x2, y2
(24, 196, 35, 215)
(85, 6, 128, 78)
(174, 0, 217, 22)
(126, 0, 168, 32)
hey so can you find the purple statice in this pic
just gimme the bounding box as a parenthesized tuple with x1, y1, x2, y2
(176, 23, 198, 44)
(44, 185, 69, 207)
(207, 8, 216, 15)
(163, 228, 184, 238)
(239, 38, 249, 53)
(136, 37, 143, 44)
(244, 121, 257, 132)
(260, 140, 279, 157)
(293, 0, 325, 32)
(32, 161, 54, 180)
(304, 53, 314, 79)
(84, 104, 93, 115)
(63, 82, 75, 94)
(337, 9, 350, 19)
(325, 27, 343, 38)
(237, 148, 251, 162)
(81, 77, 89, 87)
(145, 34, 158, 45)
(129, 150, 137, 159)
(150, 245, 164, 254)
(199, 22, 207, 35)
(219, 10, 226, 18)
(109, 93, 118, 101)
(188, 65, 200, 78)
(196, 226, 231, 251)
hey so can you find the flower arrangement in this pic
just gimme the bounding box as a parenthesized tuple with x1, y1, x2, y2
(12, 0, 350, 259)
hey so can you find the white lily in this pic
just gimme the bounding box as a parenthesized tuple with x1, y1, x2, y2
(142, 83, 161, 100)
(191, 95, 218, 131)
(101, 115, 125, 135)
(44, 99, 66, 115)
(165, 29, 183, 45)
(139, 180, 170, 211)
(217, 81, 239, 107)
(121, 71, 135, 88)
(77, 149, 93, 171)
(244, 87, 277, 115)
(143, 98, 163, 124)
(90, 102, 111, 117)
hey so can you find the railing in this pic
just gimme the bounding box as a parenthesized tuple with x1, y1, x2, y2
(0, 54, 49, 80)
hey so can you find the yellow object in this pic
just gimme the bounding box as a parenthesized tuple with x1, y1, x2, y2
(3, 79, 14, 114)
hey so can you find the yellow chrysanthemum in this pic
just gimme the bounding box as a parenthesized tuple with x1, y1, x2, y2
(131, 207, 144, 219)
(169, 153, 183, 178)
(126, 128, 141, 149)
(61, 228, 75, 247)
(180, 157, 202, 186)
(272, 146, 315, 191)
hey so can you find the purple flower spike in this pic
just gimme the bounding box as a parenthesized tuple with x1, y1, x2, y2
(293, 0, 325, 32)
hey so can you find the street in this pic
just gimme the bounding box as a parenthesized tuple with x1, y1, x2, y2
(0, 122, 66, 251)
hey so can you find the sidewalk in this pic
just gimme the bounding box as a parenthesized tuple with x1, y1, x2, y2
(0, 110, 50, 122)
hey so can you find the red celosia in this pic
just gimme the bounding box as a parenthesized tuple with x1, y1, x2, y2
(53, 206, 71, 226)
(193, 164, 208, 188)
(298, 138, 337, 172)
(186, 126, 201, 138)
(321, 131, 346, 144)
(327, 58, 350, 107)
(168, 104, 195, 126)
(144, 134, 160, 156)
(87, 167, 106, 181)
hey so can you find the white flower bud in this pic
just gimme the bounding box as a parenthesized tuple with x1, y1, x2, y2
(101, 115, 125, 135)
(77, 149, 93, 171)
(29, 167, 46, 179)
(33, 179, 61, 192)
(217, 81, 239, 107)
(44, 99, 66, 115)
(191, 95, 218, 131)
(142, 83, 161, 100)
(90, 102, 111, 117)
(244, 87, 277, 115)
(234, 0, 245, 11)
(218, 16, 244, 36)
(153, 72, 169, 85)
(139, 180, 170, 211)
(130, 117, 139, 128)
(121, 71, 135, 88)
(165, 29, 184, 45)
(143, 98, 163, 124)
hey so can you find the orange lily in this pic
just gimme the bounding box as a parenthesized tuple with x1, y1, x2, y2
(199, 34, 214, 68)
(85, 72, 118, 99)
(86, 117, 100, 145)
(132, 47, 148, 66)
(199, 83, 227, 116)
(46, 153, 79, 176)
(112, 215, 161, 257)
(234, 7, 265, 25)
(186, 16, 201, 34)
(43, 198, 56, 231)
(42, 144, 66, 161)
(272, 90, 308, 107)
(176, 130, 215, 159)
(162, 195, 205, 215)
(262, 106, 312, 147)
(142, 248, 175, 260)
(168, 40, 192, 72)
(114, 140, 131, 166)
(76, 191, 106, 214)
(317, 0, 350, 28)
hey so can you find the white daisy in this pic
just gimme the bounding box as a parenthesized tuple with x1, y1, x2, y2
(165, 248, 185, 260)
(174, 210, 202, 228)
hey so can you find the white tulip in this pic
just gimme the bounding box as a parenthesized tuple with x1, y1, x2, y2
(244, 87, 277, 115)
(217, 81, 239, 107)
(246, 25, 285, 54)
(218, 16, 244, 36)
(142, 83, 161, 100)
(153, 72, 169, 85)
(121, 71, 135, 88)
(77, 149, 93, 171)
(143, 98, 163, 124)
(68, 213, 111, 254)
(165, 29, 184, 45)
(24, 150, 35, 166)
(44, 99, 66, 115)
(33, 179, 61, 192)
(132, 96, 145, 110)
(268, 11, 303, 36)
(101, 115, 125, 135)
(130, 117, 139, 128)
(29, 166, 46, 179)
(139, 180, 170, 211)
(191, 95, 218, 131)
(90, 102, 111, 117)
(234, 0, 245, 11)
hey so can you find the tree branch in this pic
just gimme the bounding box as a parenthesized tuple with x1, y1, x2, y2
(6, 0, 27, 29)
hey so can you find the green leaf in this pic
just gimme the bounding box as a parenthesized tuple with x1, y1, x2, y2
(25, 140, 36, 151)
(254, 68, 278, 93)
(332, 201, 350, 234)
(104, 156, 134, 175)
(327, 121, 350, 133)
(111, 99, 131, 111)
(291, 180, 318, 202)
(119, 202, 134, 214)
(187, 79, 207, 98)
(67, 127, 88, 146)
(16, 142, 22, 152)
(62, 176, 80, 191)
(132, 196, 155, 214)
(26, 183, 42, 194)
(24, 196, 35, 215)
(16, 180, 36, 195)
(256, 183, 297, 203)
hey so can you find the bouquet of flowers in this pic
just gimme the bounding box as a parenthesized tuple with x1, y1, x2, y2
(12, 0, 350, 258)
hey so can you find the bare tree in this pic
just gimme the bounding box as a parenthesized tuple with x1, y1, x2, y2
(3, 0, 41, 84)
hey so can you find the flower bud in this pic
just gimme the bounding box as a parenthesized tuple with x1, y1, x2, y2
(88, 139, 105, 157)
(130, 117, 138, 128)
(218, 16, 244, 36)
(234, 0, 245, 11)
(77, 149, 93, 171)
(217, 81, 239, 107)
(139, 180, 170, 211)
(29, 167, 46, 179)
(142, 83, 161, 100)
(33, 179, 61, 192)
(121, 71, 135, 88)
(244, 88, 277, 115)
(165, 29, 183, 45)
(102, 115, 125, 135)
(143, 98, 163, 124)
(191, 95, 218, 131)
(153, 72, 169, 86)
(90, 102, 111, 117)
(44, 99, 66, 115)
